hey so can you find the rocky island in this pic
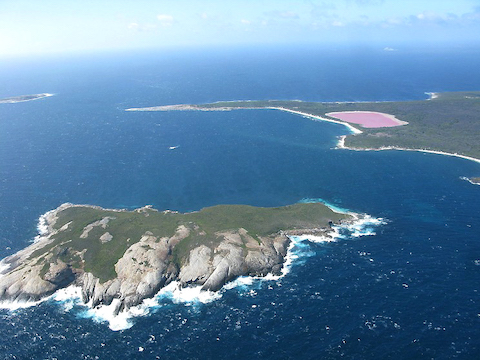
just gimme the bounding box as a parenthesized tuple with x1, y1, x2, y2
(0, 202, 350, 314)
(0, 93, 54, 104)
(464, 177, 480, 185)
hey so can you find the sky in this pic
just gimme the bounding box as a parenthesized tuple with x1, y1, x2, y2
(1, 0, 480, 57)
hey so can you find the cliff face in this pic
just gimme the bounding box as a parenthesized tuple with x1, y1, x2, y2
(0, 203, 347, 313)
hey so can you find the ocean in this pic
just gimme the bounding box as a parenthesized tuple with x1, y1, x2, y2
(1, 44, 480, 359)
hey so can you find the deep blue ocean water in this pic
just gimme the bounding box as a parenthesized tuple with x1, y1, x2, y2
(1, 45, 480, 359)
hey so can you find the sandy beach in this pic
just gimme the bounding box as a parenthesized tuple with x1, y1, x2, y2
(269, 107, 363, 134)
(337, 139, 480, 165)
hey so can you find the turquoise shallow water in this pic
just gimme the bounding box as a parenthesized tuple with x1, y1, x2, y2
(1, 45, 480, 359)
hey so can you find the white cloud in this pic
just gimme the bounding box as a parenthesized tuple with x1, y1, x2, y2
(157, 14, 174, 27)
(416, 13, 426, 20)
(241, 19, 251, 25)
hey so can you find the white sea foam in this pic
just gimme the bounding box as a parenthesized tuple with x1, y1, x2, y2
(460, 176, 480, 186)
(35, 213, 50, 238)
(158, 281, 222, 305)
(271, 213, 385, 281)
(298, 197, 350, 214)
(33, 207, 58, 243)
(222, 276, 255, 290)
(78, 299, 138, 331)
(298, 199, 386, 237)
(51, 285, 83, 311)
(77, 296, 157, 331)
(337, 135, 347, 149)
(292, 234, 338, 243)
(0, 284, 82, 311)
(0, 297, 44, 311)
(58, 281, 222, 331)
(341, 214, 386, 237)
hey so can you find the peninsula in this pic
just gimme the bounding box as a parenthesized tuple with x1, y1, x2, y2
(0, 93, 54, 104)
(0, 202, 350, 313)
(126, 91, 480, 162)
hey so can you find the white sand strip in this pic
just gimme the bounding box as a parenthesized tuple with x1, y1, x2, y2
(337, 141, 480, 165)
(268, 107, 363, 134)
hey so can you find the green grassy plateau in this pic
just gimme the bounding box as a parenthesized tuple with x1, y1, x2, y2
(32, 203, 347, 283)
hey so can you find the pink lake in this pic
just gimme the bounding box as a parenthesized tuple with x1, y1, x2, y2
(326, 111, 408, 128)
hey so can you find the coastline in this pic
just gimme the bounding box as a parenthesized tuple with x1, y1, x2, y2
(124, 103, 364, 134)
(274, 105, 480, 166)
(125, 100, 480, 167)
(266, 107, 363, 135)
(336, 139, 480, 164)
(460, 177, 480, 185)
(263, 108, 480, 167)
(125, 104, 234, 112)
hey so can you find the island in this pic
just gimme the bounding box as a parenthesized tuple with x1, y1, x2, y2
(0, 202, 351, 313)
(126, 91, 480, 162)
(0, 93, 54, 104)
(464, 177, 480, 185)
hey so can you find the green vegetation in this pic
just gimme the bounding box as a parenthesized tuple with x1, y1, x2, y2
(32, 203, 346, 283)
(32, 206, 180, 282)
(194, 91, 480, 160)
(175, 203, 346, 265)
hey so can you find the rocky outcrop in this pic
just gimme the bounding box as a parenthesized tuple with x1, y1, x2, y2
(0, 262, 58, 302)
